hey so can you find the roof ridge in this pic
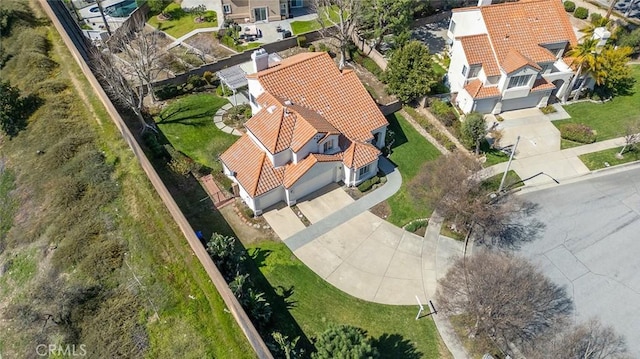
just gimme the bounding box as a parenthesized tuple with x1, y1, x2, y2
(253, 154, 266, 195)
(252, 52, 327, 78)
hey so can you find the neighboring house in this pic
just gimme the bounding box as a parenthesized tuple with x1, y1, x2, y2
(220, 50, 388, 215)
(221, 0, 306, 22)
(446, 0, 579, 114)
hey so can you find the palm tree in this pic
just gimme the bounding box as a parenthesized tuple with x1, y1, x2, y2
(562, 38, 598, 102)
(605, 0, 619, 19)
(579, 17, 612, 40)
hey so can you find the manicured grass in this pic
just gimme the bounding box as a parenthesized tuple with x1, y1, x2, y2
(147, 8, 218, 39)
(560, 138, 584, 149)
(246, 240, 447, 358)
(579, 148, 640, 170)
(155, 94, 237, 171)
(480, 170, 523, 192)
(386, 113, 442, 226)
(554, 65, 640, 141)
(291, 6, 340, 34)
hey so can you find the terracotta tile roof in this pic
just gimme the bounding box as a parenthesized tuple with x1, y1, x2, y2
(458, 34, 501, 77)
(501, 48, 542, 74)
(248, 52, 388, 143)
(219, 135, 284, 196)
(343, 141, 380, 169)
(531, 77, 556, 92)
(481, 0, 577, 66)
(464, 79, 501, 99)
(282, 153, 342, 188)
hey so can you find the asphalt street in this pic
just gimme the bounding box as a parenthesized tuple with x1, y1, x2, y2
(519, 166, 640, 356)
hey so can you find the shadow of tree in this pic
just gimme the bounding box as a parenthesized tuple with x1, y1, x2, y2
(157, 108, 218, 126)
(385, 113, 409, 149)
(249, 247, 272, 268)
(275, 285, 297, 310)
(373, 333, 422, 359)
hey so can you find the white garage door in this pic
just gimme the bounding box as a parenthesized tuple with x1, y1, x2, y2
(474, 98, 498, 114)
(500, 95, 543, 112)
(291, 163, 338, 201)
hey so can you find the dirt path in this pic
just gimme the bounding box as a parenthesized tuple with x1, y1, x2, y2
(415, 106, 470, 154)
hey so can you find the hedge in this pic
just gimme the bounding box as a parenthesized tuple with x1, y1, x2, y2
(559, 123, 597, 143)
(357, 176, 380, 192)
(564, 1, 575, 12)
(574, 7, 589, 19)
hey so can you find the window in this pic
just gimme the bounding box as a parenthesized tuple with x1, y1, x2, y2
(223, 4, 232, 14)
(468, 65, 481, 78)
(449, 20, 456, 34)
(555, 47, 564, 58)
(507, 74, 532, 88)
(462, 65, 468, 77)
(359, 165, 370, 178)
(249, 93, 257, 107)
(323, 140, 333, 153)
(540, 63, 553, 73)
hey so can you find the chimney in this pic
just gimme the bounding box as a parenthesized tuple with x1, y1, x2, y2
(477, 0, 492, 6)
(592, 27, 611, 48)
(251, 49, 269, 73)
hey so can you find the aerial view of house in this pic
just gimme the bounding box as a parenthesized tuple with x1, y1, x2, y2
(220, 50, 388, 215)
(446, 0, 580, 114)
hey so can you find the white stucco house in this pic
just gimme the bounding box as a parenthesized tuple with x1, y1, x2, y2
(220, 50, 388, 215)
(446, 0, 580, 114)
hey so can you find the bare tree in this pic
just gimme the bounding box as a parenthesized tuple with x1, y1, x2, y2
(311, 0, 360, 68)
(527, 318, 630, 359)
(436, 251, 573, 351)
(408, 152, 544, 248)
(90, 47, 156, 132)
(109, 16, 166, 103)
(618, 122, 639, 157)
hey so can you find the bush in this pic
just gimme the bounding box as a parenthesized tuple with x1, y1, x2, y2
(590, 12, 603, 24)
(405, 219, 427, 233)
(308, 44, 315, 52)
(357, 176, 380, 192)
(318, 43, 329, 52)
(187, 74, 206, 88)
(154, 84, 180, 100)
(142, 132, 166, 159)
(559, 123, 597, 143)
(203, 71, 215, 84)
(430, 99, 457, 126)
(564, 1, 575, 12)
(540, 105, 557, 114)
(574, 7, 589, 19)
(297, 35, 306, 47)
(216, 84, 233, 97)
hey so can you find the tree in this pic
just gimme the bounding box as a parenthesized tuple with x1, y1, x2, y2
(564, 38, 598, 102)
(528, 318, 630, 359)
(384, 41, 438, 103)
(147, 0, 173, 13)
(312, 324, 379, 359)
(461, 112, 487, 155)
(436, 251, 573, 350)
(312, 0, 359, 68)
(618, 121, 640, 156)
(595, 46, 635, 97)
(90, 48, 156, 132)
(205, 233, 245, 280)
(408, 152, 544, 248)
(355, 0, 413, 50)
(0, 81, 39, 138)
(272, 332, 304, 359)
(579, 17, 613, 40)
(617, 27, 640, 53)
(109, 16, 166, 103)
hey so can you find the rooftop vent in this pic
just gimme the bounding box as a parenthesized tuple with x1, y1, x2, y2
(267, 105, 277, 113)
(284, 100, 293, 105)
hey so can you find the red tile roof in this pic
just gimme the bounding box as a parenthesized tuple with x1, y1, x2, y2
(464, 79, 501, 99)
(343, 141, 381, 169)
(247, 52, 388, 143)
(458, 34, 501, 77)
(501, 48, 542, 74)
(282, 153, 342, 188)
(531, 77, 556, 92)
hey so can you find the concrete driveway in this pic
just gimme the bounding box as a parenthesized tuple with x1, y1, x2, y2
(518, 166, 640, 357)
(492, 107, 562, 158)
(296, 185, 354, 223)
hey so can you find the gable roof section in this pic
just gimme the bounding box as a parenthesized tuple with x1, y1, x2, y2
(283, 153, 342, 188)
(531, 77, 556, 92)
(464, 79, 501, 99)
(219, 135, 284, 196)
(458, 34, 501, 77)
(481, 0, 577, 66)
(501, 48, 542, 74)
(247, 52, 388, 143)
(343, 141, 381, 169)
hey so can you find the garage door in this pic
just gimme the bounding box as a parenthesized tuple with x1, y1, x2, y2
(473, 98, 498, 114)
(500, 95, 543, 112)
(291, 163, 338, 201)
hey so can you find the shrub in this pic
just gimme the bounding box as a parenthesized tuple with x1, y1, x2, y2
(357, 176, 380, 192)
(574, 7, 589, 19)
(559, 123, 597, 143)
(430, 99, 457, 126)
(590, 12, 603, 24)
(216, 84, 233, 97)
(187, 74, 205, 88)
(318, 43, 329, 52)
(308, 44, 315, 52)
(142, 132, 166, 159)
(203, 71, 215, 84)
(405, 219, 427, 233)
(540, 105, 557, 114)
(297, 35, 306, 47)
(226, 104, 251, 121)
(154, 84, 180, 100)
(564, 1, 575, 12)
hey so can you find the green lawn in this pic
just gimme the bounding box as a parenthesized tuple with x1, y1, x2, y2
(246, 240, 447, 358)
(386, 113, 442, 226)
(554, 65, 640, 141)
(480, 170, 523, 192)
(579, 147, 640, 170)
(291, 6, 340, 34)
(147, 7, 218, 39)
(155, 94, 237, 171)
